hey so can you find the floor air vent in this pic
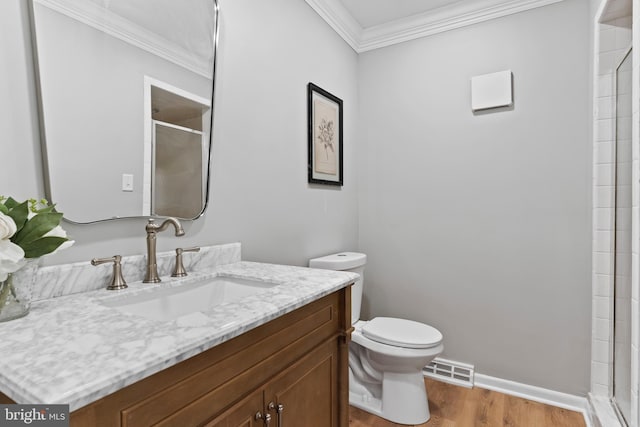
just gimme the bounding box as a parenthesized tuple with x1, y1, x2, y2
(423, 357, 474, 388)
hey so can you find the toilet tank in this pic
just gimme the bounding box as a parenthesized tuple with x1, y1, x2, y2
(308, 252, 366, 326)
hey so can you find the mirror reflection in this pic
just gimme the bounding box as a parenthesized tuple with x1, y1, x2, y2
(30, 0, 219, 223)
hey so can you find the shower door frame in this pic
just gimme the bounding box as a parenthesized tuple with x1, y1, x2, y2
(611, 44, 633, 427)
(591, 3, 640, 426)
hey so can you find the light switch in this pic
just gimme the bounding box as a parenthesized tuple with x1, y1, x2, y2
(122, 174, 134, 192)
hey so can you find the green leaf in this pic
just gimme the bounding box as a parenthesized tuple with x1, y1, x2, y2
(13, 212, 63, 245)
(0, 204, 8, 215)
(3, 197, 19, 209)
(33, 205, 56, 214)
(22, 236, 67, 258)
(7, 201, 29, 233)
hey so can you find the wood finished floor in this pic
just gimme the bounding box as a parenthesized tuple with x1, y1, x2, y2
(349, 378, 586, 427)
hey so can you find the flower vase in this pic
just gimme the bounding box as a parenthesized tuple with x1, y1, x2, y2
(0, 259, 40, 322)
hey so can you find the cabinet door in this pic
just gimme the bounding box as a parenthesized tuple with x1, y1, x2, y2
(264, 339, 339, 427)
(205, 391, 264, 427)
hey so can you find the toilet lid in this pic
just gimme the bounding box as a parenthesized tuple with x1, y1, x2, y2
(361, 317, 443, 349)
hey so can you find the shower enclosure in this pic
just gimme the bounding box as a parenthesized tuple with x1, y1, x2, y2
(613, 46, 632, 426)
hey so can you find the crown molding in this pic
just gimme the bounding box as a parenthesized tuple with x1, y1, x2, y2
(359, 0, 564, 52)
(303, 0, 361, 51)
(305, 0, 565, 53)
(34, 0, 211, 77)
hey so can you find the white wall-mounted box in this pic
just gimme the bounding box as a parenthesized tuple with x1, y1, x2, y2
(471, 70, 513, 111)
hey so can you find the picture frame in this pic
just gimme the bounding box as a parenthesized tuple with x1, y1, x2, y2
(307, 83, 343, 186)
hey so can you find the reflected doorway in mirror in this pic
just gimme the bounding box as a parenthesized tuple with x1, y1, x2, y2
(143, 77, 210, 218)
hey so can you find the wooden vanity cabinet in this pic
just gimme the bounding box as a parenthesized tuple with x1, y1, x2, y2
(68, 286, 352, 427)
(208, 338, 338, 427)
(204, 390, 263, 427)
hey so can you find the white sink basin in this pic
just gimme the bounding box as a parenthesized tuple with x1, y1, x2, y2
(101, 276, 278, 321)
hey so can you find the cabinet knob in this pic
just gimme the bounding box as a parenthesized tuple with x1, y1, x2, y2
(276, 404, 283, 427)
(267, 402, 283, 427)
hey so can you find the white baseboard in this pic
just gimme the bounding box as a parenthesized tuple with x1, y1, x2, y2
(474, 373, 592, 427)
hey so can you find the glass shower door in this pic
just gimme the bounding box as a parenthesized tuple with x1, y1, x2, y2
(152, 121, 204, 219)
(613, 47, 632, 425)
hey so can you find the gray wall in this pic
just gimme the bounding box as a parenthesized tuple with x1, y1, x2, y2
(357, 0, 592, 395)
(0, 0, 359, 267)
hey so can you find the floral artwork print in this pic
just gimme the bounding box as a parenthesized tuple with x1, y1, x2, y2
(308, 83, 343, 186)
(313, 98, 338, 175)
(317, 119, 335, 160)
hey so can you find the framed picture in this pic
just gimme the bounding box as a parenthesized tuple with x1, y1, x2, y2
(307, 83, 343, 186)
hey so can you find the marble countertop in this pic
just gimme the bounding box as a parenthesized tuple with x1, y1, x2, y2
(0, 261, 357, 411)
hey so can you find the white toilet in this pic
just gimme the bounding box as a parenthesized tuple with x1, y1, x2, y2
(309, 252, 443, 425)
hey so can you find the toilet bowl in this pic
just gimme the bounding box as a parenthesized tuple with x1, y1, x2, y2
(309, 252, 443, 425)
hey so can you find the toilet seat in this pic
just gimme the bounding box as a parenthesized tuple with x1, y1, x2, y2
(362, 317, 443, 349)
(352, 320, 443, 358)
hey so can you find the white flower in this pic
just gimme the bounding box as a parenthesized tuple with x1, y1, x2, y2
(25, 210, 74, 255)
(0, 212, 17, 240)
(0, 240, 25, 282)
(44, 225, 74, 254)
(0, 212, 25, 282)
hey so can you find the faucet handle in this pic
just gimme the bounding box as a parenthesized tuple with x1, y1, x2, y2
(91, 255, 128, 290)
(171, 247, 201, 277)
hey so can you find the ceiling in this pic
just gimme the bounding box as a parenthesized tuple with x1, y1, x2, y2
(304, 0, 566, 52)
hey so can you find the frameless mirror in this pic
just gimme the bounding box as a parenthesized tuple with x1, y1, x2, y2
(29, 0, 219, 223)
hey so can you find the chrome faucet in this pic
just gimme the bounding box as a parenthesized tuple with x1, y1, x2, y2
(143, 217, 185, 283)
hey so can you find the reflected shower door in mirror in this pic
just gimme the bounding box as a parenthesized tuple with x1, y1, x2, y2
(30, 0, 219, 223)
(152, 122, 203, 219)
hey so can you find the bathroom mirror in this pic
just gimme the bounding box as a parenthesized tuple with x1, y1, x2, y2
(29, 0, 219, 223)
